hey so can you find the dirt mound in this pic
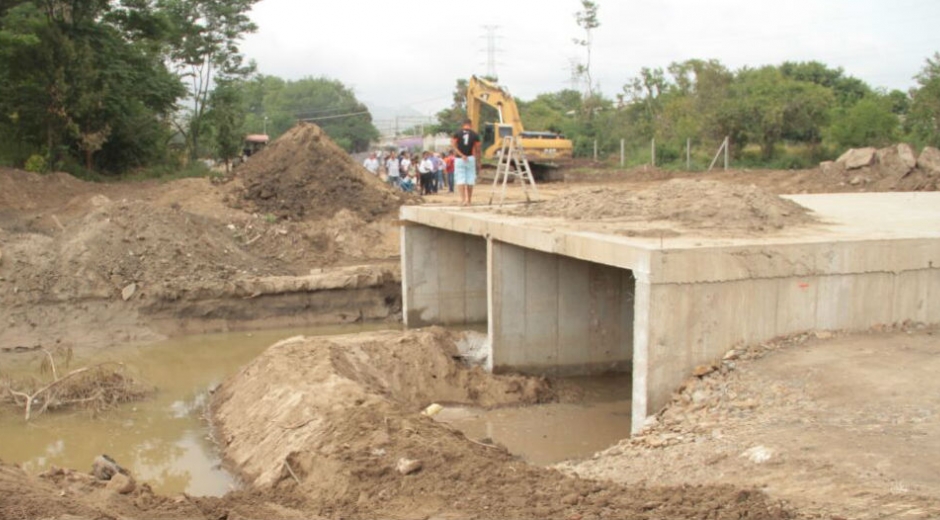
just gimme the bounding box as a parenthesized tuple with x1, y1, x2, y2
(211, 328, 793, 519)
(514, 179, 817, 232)
(2, 195, 288, 304)
(236, 123, 410, 221)
(0, 460, 315, 520)
(0, 168, 92, 214)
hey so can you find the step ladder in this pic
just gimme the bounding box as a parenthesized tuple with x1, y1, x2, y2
(488, 136, 539, 206)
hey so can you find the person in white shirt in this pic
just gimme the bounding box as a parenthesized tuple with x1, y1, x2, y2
(363, 152, 380, 175)
(399, 151, 412, 182)
(385, 151, 401, 188)
(418, 151, 435, 195)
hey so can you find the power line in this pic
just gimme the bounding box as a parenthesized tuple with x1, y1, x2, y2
(297, 110, 370, 122)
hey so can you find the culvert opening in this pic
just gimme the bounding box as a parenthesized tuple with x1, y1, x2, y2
(376, 324, 636, 465)
(430, 371, 633, 465)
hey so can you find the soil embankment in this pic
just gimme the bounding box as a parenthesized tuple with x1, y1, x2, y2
(0, 123, 409, 351)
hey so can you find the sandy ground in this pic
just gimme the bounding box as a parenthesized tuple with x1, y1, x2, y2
(563, 325, 940, 520)
(1, 131, 939, 519)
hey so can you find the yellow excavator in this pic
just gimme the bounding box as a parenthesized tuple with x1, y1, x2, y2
(466, 76, 573, 171)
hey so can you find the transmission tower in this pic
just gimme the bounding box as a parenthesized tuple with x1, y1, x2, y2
(568, 58, 580, 91)
(482, 25, 500, 80)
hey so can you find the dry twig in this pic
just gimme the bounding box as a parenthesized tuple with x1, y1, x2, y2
(3, 361, 147, 421)
(283, 460, 301, 485)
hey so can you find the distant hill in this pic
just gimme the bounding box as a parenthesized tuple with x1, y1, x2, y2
(366, 103, 435, 137)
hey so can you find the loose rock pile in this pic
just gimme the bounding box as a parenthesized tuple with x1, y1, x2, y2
(820, 144, 940, 191)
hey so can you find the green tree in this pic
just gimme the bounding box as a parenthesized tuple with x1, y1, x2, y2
(161, 0, 260, 161)
(907, 52, 940, 147)
(728, 66, 833, 159)
(779, 61, 870, 107)
(207, 79, 246, 170)
(622, 67, 668, 141)
(237, 75, 378, 152)
(0, 0, 183, 172)
(433, 78, 469, 134)
(826, 94, 900, 149)
(518, 91, 580, 135)
(573, 0, 600, 98)
(666, 59, 735, 146)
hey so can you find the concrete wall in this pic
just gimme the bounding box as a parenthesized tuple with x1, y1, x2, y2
(401, 226, 487, 327)
(633, 267, 940, 430)
(488, 240, 634, 375)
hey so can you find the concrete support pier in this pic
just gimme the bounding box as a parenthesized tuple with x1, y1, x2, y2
(487, 241, 634, 375)
(400, 193, 940, 433)
(402, 226, 487, 326)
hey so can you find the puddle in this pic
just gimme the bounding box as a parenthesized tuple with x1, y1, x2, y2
(0, 323, 396, 496)
(434, 374, 633, 465)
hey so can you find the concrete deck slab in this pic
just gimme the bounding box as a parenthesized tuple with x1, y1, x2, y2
(400, 192, 940, 433)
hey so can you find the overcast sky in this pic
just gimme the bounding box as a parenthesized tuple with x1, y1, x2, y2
(241, 0, 940, 119)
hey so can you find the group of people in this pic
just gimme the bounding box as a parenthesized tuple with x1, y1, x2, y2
(362, 119, 481, 206)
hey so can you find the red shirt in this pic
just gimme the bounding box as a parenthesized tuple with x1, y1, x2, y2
(444, 155, 456, 173)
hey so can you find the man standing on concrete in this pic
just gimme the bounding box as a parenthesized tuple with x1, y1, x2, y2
(452, 119, 481, 206)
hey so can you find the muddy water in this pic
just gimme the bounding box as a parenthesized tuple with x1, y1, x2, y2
(434, 374, 633, 465)
(0, 323, 396, 497)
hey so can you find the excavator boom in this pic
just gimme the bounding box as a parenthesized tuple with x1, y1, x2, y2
(466, 76, 572, 165)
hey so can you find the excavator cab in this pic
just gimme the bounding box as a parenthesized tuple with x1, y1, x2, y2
(482, 123, 514, 155)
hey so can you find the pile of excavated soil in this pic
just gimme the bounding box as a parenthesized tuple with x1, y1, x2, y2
(2, 194, 286, 304)
(0, 168, 90, 214)
(236, 123, 411, 221)
(210, 328, 793, 519)
(513, 179, 818, 232)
